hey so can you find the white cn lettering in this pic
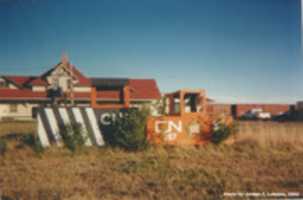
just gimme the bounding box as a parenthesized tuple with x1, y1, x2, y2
(155, 120, 182, 134)
(155, 121, 166, 134)
(100, 113, 112, 125)
(111, 113, 117, 122)
(167, 121, 182, 133)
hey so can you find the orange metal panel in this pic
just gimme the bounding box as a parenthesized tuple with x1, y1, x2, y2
(147, 113, 212, 145)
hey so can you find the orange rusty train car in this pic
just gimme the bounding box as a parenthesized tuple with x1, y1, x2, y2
(146, 89, 214, 145)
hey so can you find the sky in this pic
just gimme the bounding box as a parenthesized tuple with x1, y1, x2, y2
(0, 0, 302, 103)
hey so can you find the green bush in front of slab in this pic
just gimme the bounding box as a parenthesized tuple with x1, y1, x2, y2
(108, 108, 149, 151)
(60, 123, 87, 153)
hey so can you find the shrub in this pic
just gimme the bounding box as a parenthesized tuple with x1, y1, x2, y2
(60, 123, 87, 153)
(107, 108, 149, 151)
(21, 134, 44, 154)
(211, 121, 238, 144)
(0, 138, 7, 155)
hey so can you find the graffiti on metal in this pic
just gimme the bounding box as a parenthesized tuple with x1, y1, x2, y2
(154, 120, 182, 141)
(35, 107, 128, 147)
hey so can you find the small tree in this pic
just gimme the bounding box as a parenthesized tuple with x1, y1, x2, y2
(60, 123, 87, 153)
(108, 108, 149, 151)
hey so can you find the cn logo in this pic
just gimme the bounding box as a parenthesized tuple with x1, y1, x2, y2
(154, 120, 182, 141)
(99, 112, 124, 126)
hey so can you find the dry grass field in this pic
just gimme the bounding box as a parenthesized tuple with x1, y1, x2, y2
(0, 121, 302, 199)
(0, 121, 37, 137)
(237, 121, 303, 149)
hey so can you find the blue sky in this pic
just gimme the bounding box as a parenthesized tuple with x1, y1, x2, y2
(0, 0, 301, 103)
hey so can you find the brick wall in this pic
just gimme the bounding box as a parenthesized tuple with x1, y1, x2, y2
(206, 103, 231, 118)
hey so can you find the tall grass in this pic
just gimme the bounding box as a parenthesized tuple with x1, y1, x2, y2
(0, 121, 303, 199)
(1, 144, 302, 199)
(236, 121, 303, 149)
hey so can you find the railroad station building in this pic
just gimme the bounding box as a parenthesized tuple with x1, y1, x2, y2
(0, 57, 161, 120)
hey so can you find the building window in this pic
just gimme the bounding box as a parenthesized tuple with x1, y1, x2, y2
(9, 104, 18, 113)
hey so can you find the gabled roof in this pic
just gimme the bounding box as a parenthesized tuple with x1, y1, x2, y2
(37, 63, 91, 86)
(2, 76, 35, 88)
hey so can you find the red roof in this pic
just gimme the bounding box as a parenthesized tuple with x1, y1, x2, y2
(29, 77, 48, 86)
(71, 65, 91, 86)
(3, 75, 48, 87)
(0, 79, 161, 101)
(3, 76, 33, 87)
(129, 79, 161, 100)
